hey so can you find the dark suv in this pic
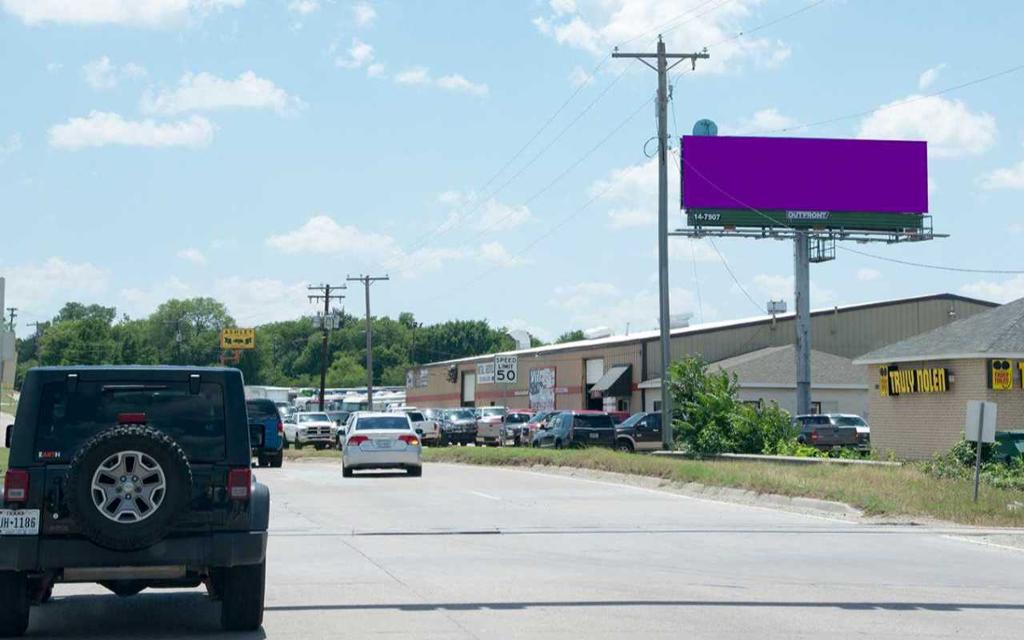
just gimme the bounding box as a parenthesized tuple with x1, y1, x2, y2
(532, 411, 616, 449)
(0, 366, 269, 636)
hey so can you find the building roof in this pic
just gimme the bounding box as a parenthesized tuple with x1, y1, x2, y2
(641, 345, 866, 389)
(418, 293, 996, 367)
(854, 296, 1024, 365)
(711, 345, 866, 387)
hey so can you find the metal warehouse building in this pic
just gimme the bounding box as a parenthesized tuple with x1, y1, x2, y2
(405, 294, 996, 416)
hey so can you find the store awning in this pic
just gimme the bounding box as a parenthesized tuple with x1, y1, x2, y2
(638, 378, 661, 390)
(589, 365, 632, 397)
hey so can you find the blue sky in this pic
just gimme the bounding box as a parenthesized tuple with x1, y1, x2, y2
(1, 0, 1023, 342)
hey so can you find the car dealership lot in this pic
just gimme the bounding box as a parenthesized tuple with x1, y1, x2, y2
(26, 461, 1024, 639)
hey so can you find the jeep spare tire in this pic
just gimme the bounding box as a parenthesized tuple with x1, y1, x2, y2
(66, 425, 192, 551)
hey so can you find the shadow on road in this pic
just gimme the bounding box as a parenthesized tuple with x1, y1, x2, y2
(28, 592, 267, 639)
(267, 599, 1024, 613)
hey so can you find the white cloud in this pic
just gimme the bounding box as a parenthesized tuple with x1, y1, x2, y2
(478, 242, 527, 268)
(979, 160, 1024, 190)
(3, 257, 109, 316)
(119, 276, 192, 316)
(568, 65, 594, 88)
(353, 1, 376, 27)
(49, 111, 215, 150)
(177, 248, 207, 266)
(918, 63, 946, 90)
(213, 277, 311, 324)
(857, 95, 996, 157)
(82, 56, 147, 90)
(366, 63, 386, 77)
(288, 0, 319, 15)
(436, 73, 489, 97)
(478, 199, 531, 231)
(961, 276, 1024, 304)
(335, 38, 375, 71)
(550, 282, 705, 333)
(591, 157, 679, 229)
(533, 0, 792, 73)
(142, 71, 305, 116)
(856, 268, 881, 282)
(736, 107, 796, 134)
(395, 66, 431, 85)
(665, 238, 719, 263)
(0, 133, 21, 162)
(438, 192, 531, 231)
(1, 0, 245, 28)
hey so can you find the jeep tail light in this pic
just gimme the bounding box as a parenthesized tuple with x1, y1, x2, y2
(4, 469, 29, 503)
(117, 412, 147, 425)
(227, 468, 251, 501)
(398, 434, 419, 446)
(348, 435, 369, 446)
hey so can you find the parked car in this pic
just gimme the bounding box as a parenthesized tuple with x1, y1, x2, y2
(245, 399, 285, 467)
(390, 407, 440, 446)
(501, 410, 535, 446)
(475, 406, 508, 446)
(522, 411, 555, 445)
(532, 411, 616, 449)
(341, 412, 422, 477)
(793, 414, 870, 450)
(441, 408, 478, 446)
(325, 410, 350, 430)
(284, 412, 336, 449)
(0, 366, 268, 634)
(614, 411, 663, 453)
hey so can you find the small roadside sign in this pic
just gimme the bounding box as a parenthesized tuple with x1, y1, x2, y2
(495, 355, 518, 384)
(965, 401, 997, 443)
(476, 362, 495, 385)
(220, 328, 256, 350)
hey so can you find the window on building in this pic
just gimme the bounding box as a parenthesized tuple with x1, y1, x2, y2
(810, 401, 822, 415)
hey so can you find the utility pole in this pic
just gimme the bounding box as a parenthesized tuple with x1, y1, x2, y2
(794, 233, 812, 415)
(613, 37, 708, 450)
(308, 284, 347, 411)
(346, 274, 389, 410)
(27, 322, 44, 337)
(6, 307, 16, 331)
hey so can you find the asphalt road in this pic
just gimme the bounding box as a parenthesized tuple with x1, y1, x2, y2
(27, 461, 1024, 639)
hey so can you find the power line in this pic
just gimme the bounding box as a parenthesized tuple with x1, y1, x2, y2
(307, 283, 347, 411)
(621, 0, 738, 46)
(705, 237, 763, 312)
(746, 61, 1024, 135)
(836, 246, 1024, 275)
(704, 0, 827, 50)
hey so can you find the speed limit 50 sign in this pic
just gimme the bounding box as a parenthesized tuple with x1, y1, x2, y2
(495, 355, 518, 383)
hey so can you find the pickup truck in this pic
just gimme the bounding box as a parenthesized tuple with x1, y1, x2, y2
(475, 407, 508, 446)
(389, 407, 440, 446)
(794, 414, 870, 451)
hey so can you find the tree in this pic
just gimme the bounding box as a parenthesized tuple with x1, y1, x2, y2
(556, 330, 585, 344)
(326, 353, 366, 387)
(146, 298, 233, 366)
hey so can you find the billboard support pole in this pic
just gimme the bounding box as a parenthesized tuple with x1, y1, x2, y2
(794, 232, 812, 416)
(613, 37, 708, 450)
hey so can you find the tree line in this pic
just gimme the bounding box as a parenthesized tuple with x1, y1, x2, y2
(14, 298, 583, 389)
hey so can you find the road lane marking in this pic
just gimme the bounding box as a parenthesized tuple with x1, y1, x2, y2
(468, 490, 501, 501)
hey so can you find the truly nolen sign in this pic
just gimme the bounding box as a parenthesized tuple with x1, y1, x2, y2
(880, 365, 950, 397)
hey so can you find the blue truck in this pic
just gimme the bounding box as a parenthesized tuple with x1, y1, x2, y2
(245, 399, 284, 468)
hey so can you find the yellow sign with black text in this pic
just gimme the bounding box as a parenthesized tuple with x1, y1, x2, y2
(220, 328, 255, 350)
(881, 366, 950, 396)
(990, 359, 1013, 390)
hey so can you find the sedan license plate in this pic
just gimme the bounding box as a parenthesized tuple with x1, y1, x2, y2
(374, 439, 393, 448)
(0, 509, 40, 536)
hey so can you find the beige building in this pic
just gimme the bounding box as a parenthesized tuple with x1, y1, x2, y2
(406, 294, 996, 415)
(855, 297, 1024, 459)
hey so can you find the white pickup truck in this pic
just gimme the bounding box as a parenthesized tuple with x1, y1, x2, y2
(390, 406, 440, 446)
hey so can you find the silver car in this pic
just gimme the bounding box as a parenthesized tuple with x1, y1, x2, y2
(342, 412, 423, 477)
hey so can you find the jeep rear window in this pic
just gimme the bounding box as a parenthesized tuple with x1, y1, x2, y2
(34, 381, 226, 463)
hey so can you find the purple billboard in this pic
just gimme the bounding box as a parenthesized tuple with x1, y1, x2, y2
(681, 135, 928, 214)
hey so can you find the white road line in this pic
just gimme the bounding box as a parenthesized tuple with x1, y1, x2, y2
(468, 490, 501, 501)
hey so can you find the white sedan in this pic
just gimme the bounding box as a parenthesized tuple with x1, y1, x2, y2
(284, 412, 336, 449)
(342, 412, 422, 477)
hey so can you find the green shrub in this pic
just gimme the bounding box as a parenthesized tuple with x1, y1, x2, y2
(920, 435, 1024, 489)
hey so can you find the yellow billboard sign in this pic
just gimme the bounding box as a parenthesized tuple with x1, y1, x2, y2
(990, 359, 1013, 391)
(881, 365, 950, 396)
(220, 328, 255, 350)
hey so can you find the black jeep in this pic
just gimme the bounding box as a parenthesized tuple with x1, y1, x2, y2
(0, 366, 269, 636)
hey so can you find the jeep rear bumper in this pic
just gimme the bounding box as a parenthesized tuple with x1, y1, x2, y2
(0, 530, 267, 573)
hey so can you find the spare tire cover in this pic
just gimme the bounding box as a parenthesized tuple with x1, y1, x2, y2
(66, 425, 192, 551)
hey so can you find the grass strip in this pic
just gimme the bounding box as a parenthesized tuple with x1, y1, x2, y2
(421, 447, 1024, 528)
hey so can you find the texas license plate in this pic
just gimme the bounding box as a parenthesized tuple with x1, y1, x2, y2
(374, 439, 393, 448)
(0, 509, 40, 536)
